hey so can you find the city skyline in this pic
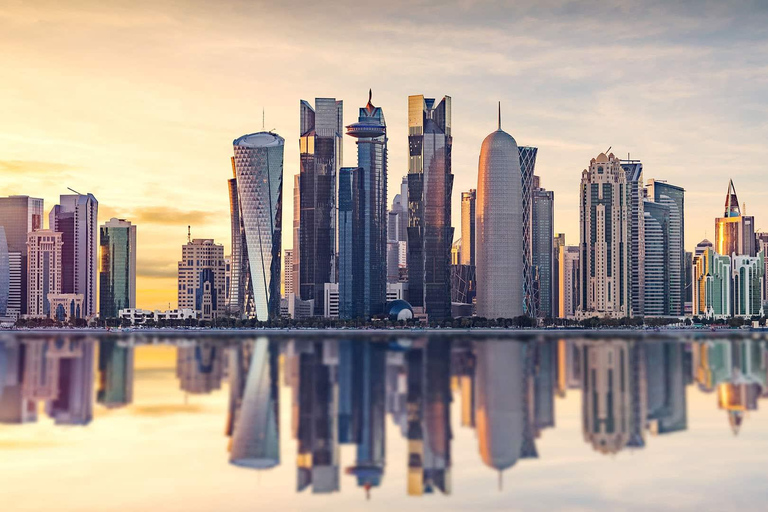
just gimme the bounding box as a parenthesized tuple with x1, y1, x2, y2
(2, 2, 767, 309)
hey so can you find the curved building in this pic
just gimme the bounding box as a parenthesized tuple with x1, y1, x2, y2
(232, 132, 284, 320)
(475, 110, 524, 318)
(475, 340, 526, 473)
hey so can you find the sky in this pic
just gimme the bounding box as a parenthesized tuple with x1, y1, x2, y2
(1, 0, 768, 309)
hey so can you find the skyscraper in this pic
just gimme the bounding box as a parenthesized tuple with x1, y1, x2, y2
(407, 95, 453, 320)
(643, 200, 670, 316)
(476, 109, 524, 319)
(387, 177, 408, 283)
(99, 218, 137, 318)
(49, 193, 99, 317)
(284, 249, 294, 296)
(578, 152, 630, 318)
(27, 230, 63, 317)
(0, 227, 8, 318)
(620, 160, 645, 317)
(531, 184, 554, 318)
(177, 239, 226, 321)
(299, 98, 343, 316)
(343, 91, 388, 319)
(519, 146, 538, 316)
(558, 245, 580, 318)
(227, 162, 243, 315)
(232, 131, 285, 320)
(647, 179, 685, 315)
(715, 180, 756, 257)
(460, 190, 476, 266)
(692, 246, 731, 318)
(0, 195, 44, 315)
(338, 166, 356, 319)
(553, 233, 566, 318)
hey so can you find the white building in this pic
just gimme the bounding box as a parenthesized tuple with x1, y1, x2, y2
(118, 308, 197, 325)
(177, 239, 226, 321)
(323, 282, 339, 319)
(26, 230, 63, 317)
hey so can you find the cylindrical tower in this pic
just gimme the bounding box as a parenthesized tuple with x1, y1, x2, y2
(476, 112, 524, 318)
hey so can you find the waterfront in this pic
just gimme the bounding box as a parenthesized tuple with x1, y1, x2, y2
(1, 332, 768, 511)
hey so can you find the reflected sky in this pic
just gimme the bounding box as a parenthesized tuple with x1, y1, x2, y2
(2, 333, 768, 511)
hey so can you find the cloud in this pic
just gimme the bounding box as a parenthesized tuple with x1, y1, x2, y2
(137, 261, 177, 279)
(0, 159, 75, 174)
(100, 206, 224, 226)
(129, 404, 205, 416)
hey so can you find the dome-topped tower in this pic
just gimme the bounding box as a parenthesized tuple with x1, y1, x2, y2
(475, 104, 524, 318)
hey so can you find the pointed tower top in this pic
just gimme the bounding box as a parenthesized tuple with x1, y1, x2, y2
(498, 101, 502, 130)
(725, 179, 741, 217)
(365, 89, 375, 114)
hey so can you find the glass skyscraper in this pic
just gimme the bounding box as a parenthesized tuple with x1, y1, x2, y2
(0, 227, 8, 317)
(647, 179, 685, 316)
(620, 160, 645, 317)
(519, 147, 538, 316)
(407, 95, 453, 320)
(0, 195, 44, 315)
(338, 166, 356, 319)
(299, 98, 343, 316)
(50, 193, 99, 317)
(99, 218, 136, 318)
(715, 180, 756, 257)
(643, 200, 670, 316)
(231, 131, 285, 321)
(532, 186, 554, 318)
(342, 91, 387, 319)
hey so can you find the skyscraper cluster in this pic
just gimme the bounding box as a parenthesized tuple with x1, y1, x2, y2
(0, 192, 137, 323)
(564, 152, 688, 320)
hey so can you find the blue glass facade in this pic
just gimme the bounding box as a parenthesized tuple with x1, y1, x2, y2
(99, 219, 136, 319)
(343, 91, 388, 319)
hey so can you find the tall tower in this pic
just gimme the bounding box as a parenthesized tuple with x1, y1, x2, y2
(299, 98, 343, 316)
(0, 196, 44, 316)
(519, 147, 538, 316)
(343, 90, 388, 319)
(476, 107, 524, 319)
(98, 218, 137, 318)
(460, 190, 476, 266)
(715, 180, 756, 257)
(177, 239, 226, 320)
(531, 184, 554, 318)
(50, 193, 99, 317)
(407, 95, 453, 320)
(620, 160, 645, 317)
(578, 152, 630, 318)
(646, 179, 685, 315)
(26, 230, 63, 317)
(231, 131, 285, 320)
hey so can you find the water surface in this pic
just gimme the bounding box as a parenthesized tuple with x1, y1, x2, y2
(1, 332, 767, 511)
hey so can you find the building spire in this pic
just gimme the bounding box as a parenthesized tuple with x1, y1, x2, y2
(498, 101, 501, 130)
(365, 88, 375, 113)
(725, 179, 741, 217)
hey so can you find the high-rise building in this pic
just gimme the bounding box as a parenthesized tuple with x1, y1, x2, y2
(558, 245, 580, 318)
(692, 246, 731, 319)
(6, 252, 22, 320)
(0, 227, 8, 318)
(532, 184, 554, 318)
(284, 249, 294, 296)
(177, 239, 226, 321)
(695, 239, 714, 257)
(299, 98, 343, 316)
(387, 179, 409, 284)
(49, 193, 99, 317)
(732, 251, 765, 318)
(227, 165, 243, 315)
(715, 180, 756, 257)
(338, 167, 356, 319)
(476, 109, 523, 319)
(26, 230, 63, 317)
(647, 179, 685, 315)
(407, 95, 453, 320)
(0, 196, 44, 315)
(232, 131, 285, 320)
(553, 233, 566, 318)
(342, 91, 388, 319)
(519, 146, 538, 316)
(293, 174, 301, 300)
(578, 152, 630, 318)
(99, 218, 137, 319)
(756, 232, 768, 306)
(620, 160, 645, 317)
(643, 200, 670, 316)
(460, 190, 476, 266)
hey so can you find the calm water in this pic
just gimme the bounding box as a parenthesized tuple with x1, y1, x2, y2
(1, 332, 767, 511)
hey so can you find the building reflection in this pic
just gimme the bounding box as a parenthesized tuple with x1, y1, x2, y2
(4, 334, 768, 497)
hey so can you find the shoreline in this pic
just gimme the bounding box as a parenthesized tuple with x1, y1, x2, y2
(1, 327, 765, 338)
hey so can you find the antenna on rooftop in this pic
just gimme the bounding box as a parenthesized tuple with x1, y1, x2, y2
(262, 108, 265, 131)
(605, 146, 612, 155)
(187, 225, 191, 243)
(67, 187, 83, 195)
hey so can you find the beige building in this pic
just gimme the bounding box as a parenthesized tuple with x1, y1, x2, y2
(177, 238, 226, 321)
(47, 293, 85, 322)
(578, 153, 630, 318)
(27, 230, 63, 317)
